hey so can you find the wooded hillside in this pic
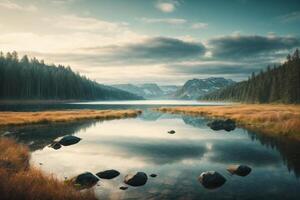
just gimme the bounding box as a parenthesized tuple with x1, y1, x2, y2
(202, 49, 300, 103)
(0, 51, 142, 100)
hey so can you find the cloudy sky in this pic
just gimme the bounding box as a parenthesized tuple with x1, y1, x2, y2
(0, 0, 300, 84)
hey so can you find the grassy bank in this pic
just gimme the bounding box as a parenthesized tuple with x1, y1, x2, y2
(0, 138, 96, 200)
(156, 104, 300, 140)
(0, 109, 142, 126)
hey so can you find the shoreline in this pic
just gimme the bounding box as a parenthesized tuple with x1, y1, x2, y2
(0, 109, 142, 127)
(0, 99, 81, 105)
(0, 109, 143, 199)
(156, 104, 300, 141)
(0, 136, 96, 200)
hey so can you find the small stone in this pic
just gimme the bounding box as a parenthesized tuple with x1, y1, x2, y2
(168, 130, 175, 134)
(119, 186, 128, 190)
(150, 174, 157, 178)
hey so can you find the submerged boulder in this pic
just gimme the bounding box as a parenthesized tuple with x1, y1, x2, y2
(227, 165, 251, 176)
(207, 119, 236, 132)
(168, 130, 176, 134)
(49, 142, 62, 150)
(96, 169, 120, 179)
(74, 172, 99, 188)
(198, 171, 226, 189)
(124, 172, 148, 187)
(119, 186, 128, 190)
(150, 174, 157, 178)
(58, 135, 81, 146)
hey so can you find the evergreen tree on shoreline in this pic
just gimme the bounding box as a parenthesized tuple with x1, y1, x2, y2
(202, 49, 300, 104)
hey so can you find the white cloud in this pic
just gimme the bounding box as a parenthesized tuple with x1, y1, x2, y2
(0, 0, 37, 12)
(191, 22, 208, 29)
(0, 14, 147, 53)
(46, 15, 125, 32)
(156, 1, 179, 13)
(140, 17, 186, 25)
(279, 11, 300, 23)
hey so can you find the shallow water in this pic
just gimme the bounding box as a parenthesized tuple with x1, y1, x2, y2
(1, 101, 300, 200)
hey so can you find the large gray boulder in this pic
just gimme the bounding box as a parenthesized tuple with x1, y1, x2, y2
(227, 165, 251, 176)
(198, 171, 226, 189)
(96, 169, 120, 179)
(124, 172, 148, 187)
(75, 172, 99, 187)
(207, 119, 236, 132)
(58, 135, 81, 146)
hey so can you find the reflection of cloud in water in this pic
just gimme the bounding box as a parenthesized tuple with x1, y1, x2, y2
(208, 141, 281, 166)
(95, 138, 208, 165)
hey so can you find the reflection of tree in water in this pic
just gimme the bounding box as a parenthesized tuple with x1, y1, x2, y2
(246, 130, 300, 178)
(1, 120, 98, 151)
(182, 116, 209, 128)
(139, 110, 164, 121)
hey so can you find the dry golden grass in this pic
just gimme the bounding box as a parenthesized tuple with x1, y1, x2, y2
(157, 104, 300, 140)
(0, 138, 96, 200)
(0, 109, 142, 126)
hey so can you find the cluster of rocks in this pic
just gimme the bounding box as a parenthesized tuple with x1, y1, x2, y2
(69, 170, 157, 191)
(199, 165, 251, 189)
(207, 119, 236, 132)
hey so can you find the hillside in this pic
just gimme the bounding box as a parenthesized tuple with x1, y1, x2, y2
(0, 51, 142, 101)
(202, 49, 300, 103)
(175, 77, 235, 99)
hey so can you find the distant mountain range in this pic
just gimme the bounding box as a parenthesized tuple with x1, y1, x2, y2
(112, 83, 180, 99)
(175, 77, 235, 100)
(112, 77, 234, 100)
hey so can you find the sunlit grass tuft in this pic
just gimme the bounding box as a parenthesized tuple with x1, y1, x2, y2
(0, 109, 142, 126)
(0, 138, 96, 200)
(156, 104, 300, 140)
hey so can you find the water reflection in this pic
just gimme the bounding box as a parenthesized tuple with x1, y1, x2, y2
(1, 112, 300, 199)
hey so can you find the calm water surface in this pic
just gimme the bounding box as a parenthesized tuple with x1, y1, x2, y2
(1, 100, 300, 200)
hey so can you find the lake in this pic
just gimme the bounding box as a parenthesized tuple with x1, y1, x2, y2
(1, 100, 300, 200)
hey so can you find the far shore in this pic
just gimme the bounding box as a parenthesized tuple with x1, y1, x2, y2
(0, 99, 80, 105)
(156, 104, 300, 140)
(0, 109, 142, 127)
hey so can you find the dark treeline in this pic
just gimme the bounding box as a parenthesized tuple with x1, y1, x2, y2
(0, 51, 142, 100)
(202, 49, 300, 103)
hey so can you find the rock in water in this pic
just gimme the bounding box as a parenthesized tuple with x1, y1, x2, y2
(198, 171, 226, 189)
(227, 165, 251, 176)
(168, 130, 175, 134)
(223, 119, 236, 131)
(49, 142, 61, 150)
(75, 172, 99, 188)
(150, 174, 157, 178)
(207, 119, 236, 132)
(124, 172, 148, 186)
(119, 186, 128, 190)
(96, 169, 120, 179)
(58, 135, 81, 146)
